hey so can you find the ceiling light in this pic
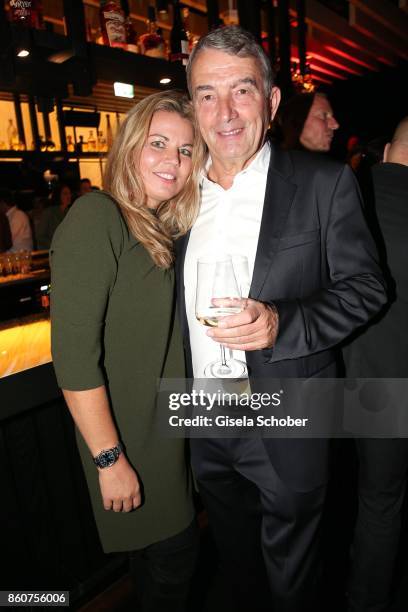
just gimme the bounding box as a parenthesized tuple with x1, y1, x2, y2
(160, 77, 171, 84)
(114, 82, 134, 98)
(17, 49, 30, 58)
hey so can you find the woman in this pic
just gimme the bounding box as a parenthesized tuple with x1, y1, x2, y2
(51, 91, 205, 611)
(36, 183, 72, 249)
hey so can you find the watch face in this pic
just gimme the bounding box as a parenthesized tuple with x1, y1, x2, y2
(99, 449, 115, 468)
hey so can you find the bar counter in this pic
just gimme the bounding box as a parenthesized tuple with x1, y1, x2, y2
(0, 267, 126, 605)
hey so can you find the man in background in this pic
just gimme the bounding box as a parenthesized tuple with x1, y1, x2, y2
(79, 178, 92, 196)
(0, 189, 33, 252)
(344, 117, 408, 612)
(278, 91, 339, 153)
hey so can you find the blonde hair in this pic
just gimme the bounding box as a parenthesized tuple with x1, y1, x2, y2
(103, 90, 205, 269)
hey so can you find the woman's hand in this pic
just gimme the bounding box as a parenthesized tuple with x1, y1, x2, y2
(98, 454, 142, 512)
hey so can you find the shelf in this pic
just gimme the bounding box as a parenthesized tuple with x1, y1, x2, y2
(0, 150, 108, 160)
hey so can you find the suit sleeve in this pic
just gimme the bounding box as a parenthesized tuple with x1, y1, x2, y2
(267, 164, 387, 363)
(50, 194, 124, 389)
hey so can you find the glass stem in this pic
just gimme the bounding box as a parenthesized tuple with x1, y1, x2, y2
(220, 344, 227, 367)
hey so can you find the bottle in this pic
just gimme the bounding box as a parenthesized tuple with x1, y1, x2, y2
(7, 119, 18, 150)
(87, 130, 97, 152)
(81, 134, 89, 153)
(97, 130, 107, 152)
(121, 0, 138, 53)
(8, 0, 44, 29)
(139, 6, 165, 59)
(45, 138, 56, 151)
(66, 135, 75, 152)
(86, 20, 93, 43)
(106, 114, 113, 149)
(75, 135, 85, 154)
(99, 0, 126, 49)
(170, 0, 189, 66)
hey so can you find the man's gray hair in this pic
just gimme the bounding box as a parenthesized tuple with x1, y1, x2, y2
(186, 25, 274, 99)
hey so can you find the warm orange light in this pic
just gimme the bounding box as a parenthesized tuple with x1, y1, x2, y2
(309, 63, 347, 80)
(310, 52, 362, 76)
(324, 46, 377, 71)
(0, 319, 51, 378)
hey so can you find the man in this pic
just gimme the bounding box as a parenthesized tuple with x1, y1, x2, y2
(79, 177, 92, 196)
(279, 92, 339, 152)
(345, 117, 408, 612)
(176, 26, 386, 612)
(0, 189, 33, 252)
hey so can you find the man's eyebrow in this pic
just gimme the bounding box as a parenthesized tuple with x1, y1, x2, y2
(231, 77, 258, 89)
(194, 78, 258, 95)
(194, 84, 215, 94)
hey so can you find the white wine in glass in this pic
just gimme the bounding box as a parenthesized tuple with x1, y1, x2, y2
(195, 255, 248, 378)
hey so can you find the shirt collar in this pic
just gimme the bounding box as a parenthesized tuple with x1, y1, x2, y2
(5, 206, 16, 217)
(200, 141, 271, 187)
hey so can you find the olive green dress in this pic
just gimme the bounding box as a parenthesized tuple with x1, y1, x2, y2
(50, 191, 193, 553)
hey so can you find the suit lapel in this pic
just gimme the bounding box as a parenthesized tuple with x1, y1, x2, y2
(250, 146, 297, 299)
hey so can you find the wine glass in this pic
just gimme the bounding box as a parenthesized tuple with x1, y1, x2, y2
(195, 255, 248, 378)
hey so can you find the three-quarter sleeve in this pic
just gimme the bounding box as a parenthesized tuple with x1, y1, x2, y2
(50, 193, 124, 390)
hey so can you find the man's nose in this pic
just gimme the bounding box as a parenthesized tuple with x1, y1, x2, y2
(328, 115, 339, 130)
(217, 95, 237, 123)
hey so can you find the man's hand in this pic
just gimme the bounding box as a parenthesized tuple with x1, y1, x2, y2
(206, 299, 279, 351)
(98, 454, 141, 512)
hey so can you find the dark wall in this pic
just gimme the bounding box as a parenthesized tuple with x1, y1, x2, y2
(329, 60, 407, 157)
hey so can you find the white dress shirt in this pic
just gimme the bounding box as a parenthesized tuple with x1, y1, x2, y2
(184, 142, 271, 377)
(6, 206, 33, 252)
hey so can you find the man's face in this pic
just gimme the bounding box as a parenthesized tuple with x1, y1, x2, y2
(191, 48, 280, 171)
(299, 95, 339, 152)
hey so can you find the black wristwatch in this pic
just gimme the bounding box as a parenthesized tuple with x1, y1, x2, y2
(93, 442, 123, 469)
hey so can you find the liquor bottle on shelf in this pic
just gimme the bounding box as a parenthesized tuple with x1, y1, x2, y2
(75, 135, 85, 154)
(99, 0, 126, 49)
(7, 119, 19, 150)
(106, 114, 113, 149)
(97, 130, 107, 152)
(86, 21, 93, 43)
(170, 0, 189, 66)
(139, 6, 165, 59)
(87, 130, 97, 152)
(8, 0, 44, 29)
(182, 7, 198, 51)
(81, 134, 89, 153)
(45, 138, 56, 151)
(66, 135, 75, 152)
(121, 0, 138, 53)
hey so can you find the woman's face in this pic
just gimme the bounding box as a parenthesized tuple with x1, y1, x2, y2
(139, 110, 194, 210)
(60, 186, 72, 210)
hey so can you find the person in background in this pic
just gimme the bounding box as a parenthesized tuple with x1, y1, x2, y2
(0, 208, 12, 253)
(51, 90, 205, 612)
(344, 117, 408, 612)
(278, 91, 339, 153)
(36, 183, 72, 250)
(79, 178, 92, 196)
(0, 189, 33, 252)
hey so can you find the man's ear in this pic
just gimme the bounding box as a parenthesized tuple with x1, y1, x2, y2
(269, 87, 281, 122)
(383, 142, 391, 162)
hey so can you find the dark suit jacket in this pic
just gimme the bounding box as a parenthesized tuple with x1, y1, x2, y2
(176, 144, 386, 490)
(344, 162, 408, 377)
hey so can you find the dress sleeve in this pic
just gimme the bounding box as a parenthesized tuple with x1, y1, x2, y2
(50, 193, 124, 390)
